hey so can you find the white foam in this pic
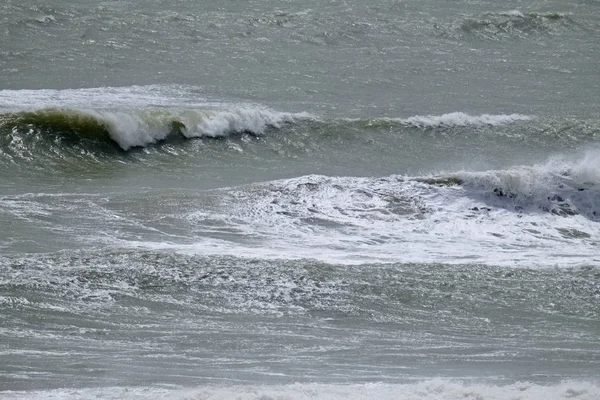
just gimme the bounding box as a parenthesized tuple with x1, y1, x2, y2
(457, 149, 600, 207)
(85, 107, 309, 149)
(178, 108, 312, 138)
(85, 109, 173, 149)
(4, 106, 311, 150)
(124, 150, 599, 268)
(0, 85, 314, 150)
(401, 112, 532, 128)
(500, 10, 525, 18)
(558, 149, 600, 185)
(2, 380, 599, 400)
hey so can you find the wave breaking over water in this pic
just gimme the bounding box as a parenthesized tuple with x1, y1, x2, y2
(0, 105, 535, 157)
(159, 152, 599, 266)
(0, 107, 311, 150)
(3, 150, 597, 266)
(397, 112, 532, 128)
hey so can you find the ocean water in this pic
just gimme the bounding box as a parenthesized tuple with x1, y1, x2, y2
(1, 0, 599, 399)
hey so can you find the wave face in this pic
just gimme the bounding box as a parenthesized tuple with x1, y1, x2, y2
(0, 106, 532, 151)
(1, 106, 557, 176)
(3, 106, 597, 172)
(0, 107, 310, 150)
(2, 86, 599, 176)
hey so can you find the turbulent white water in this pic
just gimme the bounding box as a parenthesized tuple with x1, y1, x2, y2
(0, 86, 315, 149)
(1, 150, 597, 266)
(3, 380, 600, 400)
(126, 154, 599, 267)
(401, 112, 533, 128)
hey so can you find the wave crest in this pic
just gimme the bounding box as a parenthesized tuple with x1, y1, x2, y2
(438, 11, 577, 40)
(402, 112, 532, 128)
(0, 107, 311, 150)
(435, 150, 600, 220)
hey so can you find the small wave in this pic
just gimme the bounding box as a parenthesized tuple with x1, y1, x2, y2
(401, 112, 532, 128)
(439, 11, 577, 40)
(361, 112, 532, 129)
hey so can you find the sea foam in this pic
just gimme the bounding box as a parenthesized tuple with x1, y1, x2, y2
(151, 151, 599, 267)
(2, 380, 598, 400)
(401, 112, 532, 128)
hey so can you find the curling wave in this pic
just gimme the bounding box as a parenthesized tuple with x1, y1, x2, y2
(0, 107, 536, 161)
(0, 107, 311, 150)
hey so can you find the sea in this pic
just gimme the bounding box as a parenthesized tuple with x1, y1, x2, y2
(0, 0, 599, 399)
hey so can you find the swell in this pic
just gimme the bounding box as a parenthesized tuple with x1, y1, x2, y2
(363, 112, 532, 128)
(0, 108, 534, 154)
(437, 10, 583, 41)
(1, 107, 598, 173)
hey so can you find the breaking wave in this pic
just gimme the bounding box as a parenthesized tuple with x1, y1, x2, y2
(399, 112, 532, 128)
(0, 108, 535, 165)
(0, 149, 598, 265)
(0, 107, 310, 150)
(421, 150, 600, 220)
(105, 150, 597, 266)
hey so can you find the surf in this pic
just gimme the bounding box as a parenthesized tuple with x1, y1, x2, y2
(0, 107, 310, 150)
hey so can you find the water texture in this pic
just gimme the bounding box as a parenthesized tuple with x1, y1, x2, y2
(1, 0, 599, 398)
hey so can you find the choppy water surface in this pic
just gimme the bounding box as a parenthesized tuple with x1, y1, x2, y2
(1, 0, 599, 399)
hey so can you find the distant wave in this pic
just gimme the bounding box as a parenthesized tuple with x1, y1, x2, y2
(352, 112, 533, 129)
(438, 11, 578, 40)
(401, 112, 532, 128)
